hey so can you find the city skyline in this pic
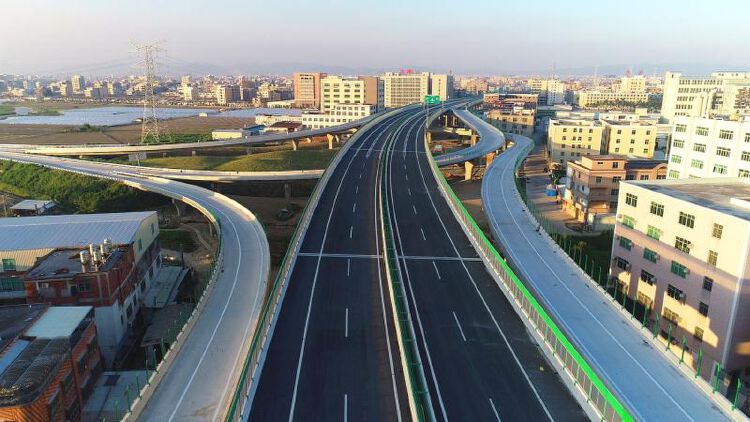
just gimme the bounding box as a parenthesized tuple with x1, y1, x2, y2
(2, 0, 748, 76)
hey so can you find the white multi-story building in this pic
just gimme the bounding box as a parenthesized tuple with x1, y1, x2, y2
(429, 73, 454, 102)
(529, 79, 566, 105)
(320, 75, 383, 113)
(661, 71, 750, 123)
(611, 178, 750, 378)
(301, 104, 376, 129)
(666, 116, 750, 179)
(382, 71, 430, 108)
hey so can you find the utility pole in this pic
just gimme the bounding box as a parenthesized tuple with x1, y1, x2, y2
(133, 41, 164, 144)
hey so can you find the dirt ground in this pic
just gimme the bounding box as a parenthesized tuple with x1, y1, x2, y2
(450, 177, 492, 235)
(0, 115, 257, 145)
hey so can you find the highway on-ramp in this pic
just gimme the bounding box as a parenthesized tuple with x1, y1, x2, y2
(0, 151, 271, 421)
(481, 131, 732, 421)
(381, 110, 585, 420)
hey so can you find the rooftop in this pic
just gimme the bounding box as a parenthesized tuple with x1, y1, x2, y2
(9, 199, 56, 212)
(25, 247, 125, 281)
(25, 306, 92, 339)
(0, 304, 47, 352)
(0, 211, 155, 252)
(628, 178, 750, 221)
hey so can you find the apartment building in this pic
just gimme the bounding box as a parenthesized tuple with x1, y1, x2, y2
(215, 84, 240, 105)
(616, 75, 647, 94)
(610, 178, 750, 377)
(0, 212, 162, 366)
(577, 91, 650, 109)
(528, 79, 566, 105)
(320, 75, 383, 113)
(547, 118, 605, 166)
(293, 72, 326, 109)
(487, 108, 535, 137)
(564, 155, 666, 223)
(59, 81, 72, 97)
(71, 75, 85, 94)
(602, 120, 657, 158)
(0, 305, 102, 422)
(667, 115, 750, 179)
(301, 104, 376, 129)
(429, 73, 454, 102)
(382, 71, 430, 108)
(661, 71, 750, 123)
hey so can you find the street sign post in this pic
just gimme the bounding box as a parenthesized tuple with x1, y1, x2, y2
(424, 95, 441, 105)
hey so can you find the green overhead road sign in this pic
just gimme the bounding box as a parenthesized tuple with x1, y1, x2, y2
(424, 95, 441, 105)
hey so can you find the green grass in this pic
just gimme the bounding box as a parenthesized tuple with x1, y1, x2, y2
(138, 149, 337, 172)
(0, 104, 15, 116)
(143, 133, 212, 144)
(160, 229, 198, 252)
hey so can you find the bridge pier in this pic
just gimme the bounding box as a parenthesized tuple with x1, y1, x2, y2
(291, 139, 299, 151)
(327, 134, 339, 150)
(304, 137, 313, 143)
(284, 183, 292, 199)
(464, 161, 474, 181)
(470, 134, 478, 146)
(425, 131, 432, 144)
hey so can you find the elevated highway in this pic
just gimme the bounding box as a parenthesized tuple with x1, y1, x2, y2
(433, 108, 504, 167)
(0, 150, 271, 421)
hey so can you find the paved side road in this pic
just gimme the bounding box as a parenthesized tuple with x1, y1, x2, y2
(0, 151, 270, 421)
(481, 133, 732, 421)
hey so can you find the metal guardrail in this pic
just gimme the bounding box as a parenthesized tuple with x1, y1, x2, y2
(378, 119, 434, 422)
(224, 106, 417, 421)
(422, 125, 633, 421)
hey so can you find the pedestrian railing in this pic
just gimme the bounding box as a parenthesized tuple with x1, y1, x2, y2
(422, 127, 633, 422)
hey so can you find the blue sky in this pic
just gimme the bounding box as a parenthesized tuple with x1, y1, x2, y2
(1, 0, 748, 76)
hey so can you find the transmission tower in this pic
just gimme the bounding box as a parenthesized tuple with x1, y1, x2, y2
(133, 42, 164, 144)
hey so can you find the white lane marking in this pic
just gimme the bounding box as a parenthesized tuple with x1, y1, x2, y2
(352, 202, 357, 213)
(489, 398, 501, 421)
(492, 138, 685, 421)
(420, 228, 426, 240)
(345, 308, 349, 338)
(349, 226, 354, 239)
(411, 115, 555, 421)
(408, 188, 412, 196)
(359, 172, 362, 179)
(298, 252, 381, 259)
(386, 116, 449, 420)
(344, 394, 348, 422)
(432, 261, 441, 280)
(405, 173, 409, 181)
(356, 185, 359, 194)
(347, 258, 351, 277)
(452, 311, 467, 342)
(288, 116, 402, 421)
(412, 205, 418, 215)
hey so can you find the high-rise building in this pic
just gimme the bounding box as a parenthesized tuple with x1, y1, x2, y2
(602, 120, 657, 158)
(59, 81, 73, 97)
(661, 71, 750, 123)
(293, 72, 326, 109)
(238, 75, 254, 101)
(71, 74, 85, 94)
(610, 177, 750, 378)
(666, 115, 750, 179)
(429, 74, 454, 102)
(107, 81, 122, 97)
(183, 85, 199, 101)
(382, 71, 430, 108)
(319, 75, 383, 113)
(181, 75, 191, 87)
(529, 79, 566, 105)
(215, 84, 240, 105)
(618, 75, 647, 94)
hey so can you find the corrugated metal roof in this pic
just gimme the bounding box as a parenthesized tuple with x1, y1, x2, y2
(0, 211, 156, 251)
(9, 199, 56, 211)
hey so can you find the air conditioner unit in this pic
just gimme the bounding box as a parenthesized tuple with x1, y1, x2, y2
(624, 263, 631, 271)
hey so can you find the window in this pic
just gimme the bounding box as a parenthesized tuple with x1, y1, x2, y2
(622, 215, 635, 229)
(741, 169, 750, 178)
(640, 269, 656, 285)
(639, 175, 649, 180)
(615, 257, 630, 271)
(713, 164, 727, 175)
(716, 147, 731, 157)
(693, 143, 706, 153)
(663, 307, 681, 324)
(719, 130, 734, 140)
(625, 193, 638, 207)
(707, 250, 718, 266)
(746, 133, 750, 143)
(595, 176, 602, 183)
(647, 225, 661, 240)
(650, 202, 664, 216)
(613, 162, 620, 169)
(78, 282, 91, 293)
(643, 248, 659, 263)
(612, 176, 622, 183)
(703, 276, 714, 292)
(675, 124, 687, 133)
(694, 327, 704, 341)
(619, 236, 632, 250)
(712, 223, 723, 239)
(669, 170, 680, 179)
(690, 159, 704, 169)
(673, 139, 685, 148)
(678, 212, 695, 228)
(611, 188, 619, 196)
(699, 302, 709, 317)
(695, 126, 709, 136)
(675, 237, 691, 253)
(667, 284, 685, 301)
(670, 155, 682, 164)
(626, 174, 636, 181)
(1, 258, 16, 272)
(670, 261, 688, 278)
(138, 239, 143, 251)
(637, 291, 653, 307)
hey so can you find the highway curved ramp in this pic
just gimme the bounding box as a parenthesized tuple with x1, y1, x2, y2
(481, 132, 732, 421)
(0, 151, 271, 421)
(434, 108, 504, 167)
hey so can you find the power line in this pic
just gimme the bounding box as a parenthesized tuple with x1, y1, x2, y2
(132, 41, 166, 144)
